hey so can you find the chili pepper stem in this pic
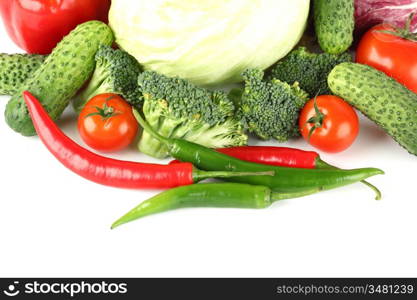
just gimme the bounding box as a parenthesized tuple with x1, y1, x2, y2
(316, 158, 382, 200)
(359, 181, 382, 201)
(193, 169, 274, 181)
(314, 158, 334, 169)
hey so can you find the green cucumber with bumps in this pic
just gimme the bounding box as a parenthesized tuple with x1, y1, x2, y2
(5, 21, 114, 136)
(314, 0, 354, 54)
(328, 62, 417, 156)
(0, 53, 46, 95)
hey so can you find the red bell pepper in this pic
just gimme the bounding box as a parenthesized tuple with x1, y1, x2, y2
(0, 0, 111, 54)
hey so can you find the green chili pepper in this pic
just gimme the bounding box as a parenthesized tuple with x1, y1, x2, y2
(133, 109, 384, 194)
(111, 183, 322, 228)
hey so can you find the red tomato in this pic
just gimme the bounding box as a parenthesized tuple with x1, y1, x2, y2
(299, 95, 359, 153)
(78, 94, 139, 152)
(356, 23, 417, 94)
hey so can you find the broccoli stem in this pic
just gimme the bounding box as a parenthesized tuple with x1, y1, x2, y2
(133, 105, 179, 158)
(138, 117, 187, 158)
(138, 131, 170, 159)
(137, 99, 169, 158)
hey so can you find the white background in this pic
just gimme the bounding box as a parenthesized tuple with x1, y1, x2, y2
(1, 22, 416, 278)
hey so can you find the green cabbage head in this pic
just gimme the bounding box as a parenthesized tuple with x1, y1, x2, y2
(109, 0, 310, 86)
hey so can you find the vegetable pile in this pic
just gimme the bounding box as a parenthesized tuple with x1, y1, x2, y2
(2, 0, 417, 228)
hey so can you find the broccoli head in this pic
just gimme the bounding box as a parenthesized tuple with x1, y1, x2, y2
(73, 45, 142, 111)
(268, 47, 352, 96)
(237, 69, 309, 142)
(137, 70, 248, 158)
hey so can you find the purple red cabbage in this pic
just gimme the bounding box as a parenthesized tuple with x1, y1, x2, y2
(355, 0, 417, 34)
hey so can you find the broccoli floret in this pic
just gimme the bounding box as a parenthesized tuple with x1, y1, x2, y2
(237, 69, 309, 142)
(137, 71, 248, 158)
(73, 45, 142, 111)
(268, 47, 352, 96)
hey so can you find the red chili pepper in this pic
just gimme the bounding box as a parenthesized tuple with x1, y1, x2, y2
(218, 146, 320, 168)
(170, 146, 324, 169)
(0, 0, 111, 54)
(22, 91, 271, 190)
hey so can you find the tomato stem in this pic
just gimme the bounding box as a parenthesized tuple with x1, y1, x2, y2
(378, 13, 417, 42)
(84, 97, 120, 120)
(306, 95, 325, 140)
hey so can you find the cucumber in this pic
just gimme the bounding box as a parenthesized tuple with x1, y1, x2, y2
(5, 21, 114, 136)
(314, 0, 354, 54)
(0, 54, 46, 95)
(328, 62, 417, 156)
